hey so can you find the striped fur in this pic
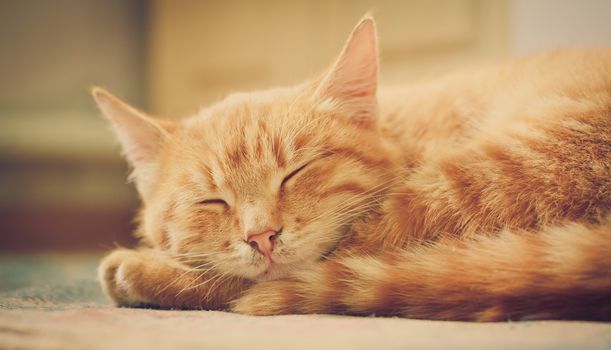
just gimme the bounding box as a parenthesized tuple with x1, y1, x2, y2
(95, 16, 611, 321)
(232, 220, 611, 321)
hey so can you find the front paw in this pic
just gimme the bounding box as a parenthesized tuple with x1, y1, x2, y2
(231, 280, 301, 316)
(98, 249, 155, 307)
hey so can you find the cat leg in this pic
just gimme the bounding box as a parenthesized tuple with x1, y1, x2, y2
(232, 221, 611, 320)
(99, 248, 249, 309)
(231, 279, 302, 316)
(230, 263, 337, 316)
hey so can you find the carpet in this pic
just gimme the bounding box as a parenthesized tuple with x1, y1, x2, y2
(1, 253, 610, 350)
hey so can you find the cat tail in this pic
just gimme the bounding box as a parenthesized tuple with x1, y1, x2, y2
(235, 220, 611, 320)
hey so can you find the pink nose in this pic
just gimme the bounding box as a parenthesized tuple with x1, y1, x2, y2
(247, 230, 277, 257)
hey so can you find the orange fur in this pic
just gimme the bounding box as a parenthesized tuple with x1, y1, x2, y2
(94, 16, 611, 321)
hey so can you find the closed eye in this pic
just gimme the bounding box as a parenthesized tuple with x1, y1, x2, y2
(281, 162, 310, 187)
(198, 199, 228, 206)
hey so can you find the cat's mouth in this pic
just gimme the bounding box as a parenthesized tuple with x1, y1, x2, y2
(263, 256, 279, 273)
(254, 257, 292, 281)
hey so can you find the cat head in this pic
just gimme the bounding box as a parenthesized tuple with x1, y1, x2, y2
(93, 16, 400, 281)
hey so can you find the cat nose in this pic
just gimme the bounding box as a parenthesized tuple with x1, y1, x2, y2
(247, 230, 277, 257)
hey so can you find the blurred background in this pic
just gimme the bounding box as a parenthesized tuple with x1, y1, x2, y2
(1, 0, 610, 253)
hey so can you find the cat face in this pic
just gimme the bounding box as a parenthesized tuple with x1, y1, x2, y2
(93, 17, 396, 281)
(149, 91, 399, 280)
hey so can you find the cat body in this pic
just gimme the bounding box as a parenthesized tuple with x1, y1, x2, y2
(94, 16, 611, 321)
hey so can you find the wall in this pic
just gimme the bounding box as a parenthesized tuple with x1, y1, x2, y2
(0, 0, 147, 251)
(510, 0, 611, 54)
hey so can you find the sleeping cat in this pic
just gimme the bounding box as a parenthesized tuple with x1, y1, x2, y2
(93, 16, 611, 321)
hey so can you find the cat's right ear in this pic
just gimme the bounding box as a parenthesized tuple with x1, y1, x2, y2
(91, 87, 173, 197)
(314, 14, 379, 126)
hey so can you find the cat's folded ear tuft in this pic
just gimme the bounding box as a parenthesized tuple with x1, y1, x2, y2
(315, 14, 379, 126)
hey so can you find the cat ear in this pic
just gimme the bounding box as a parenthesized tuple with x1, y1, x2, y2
(92, 87, 173, 197)
(314, 15, 379, 124)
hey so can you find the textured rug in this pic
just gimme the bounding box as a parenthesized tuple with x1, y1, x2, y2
(1, 253, 610, 350)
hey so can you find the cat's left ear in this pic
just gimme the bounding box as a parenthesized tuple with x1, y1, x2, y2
(91, 87, 174, 198)
(314, 15, 379, 125)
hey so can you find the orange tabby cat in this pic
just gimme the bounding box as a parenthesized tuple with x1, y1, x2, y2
(93, 16, 611, 321)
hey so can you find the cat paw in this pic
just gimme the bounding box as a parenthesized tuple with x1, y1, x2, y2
(98, 249, 155, 307)
(231, 280, 300, 316)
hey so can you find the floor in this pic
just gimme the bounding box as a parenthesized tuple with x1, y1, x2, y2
(1, 253, 610, 350)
